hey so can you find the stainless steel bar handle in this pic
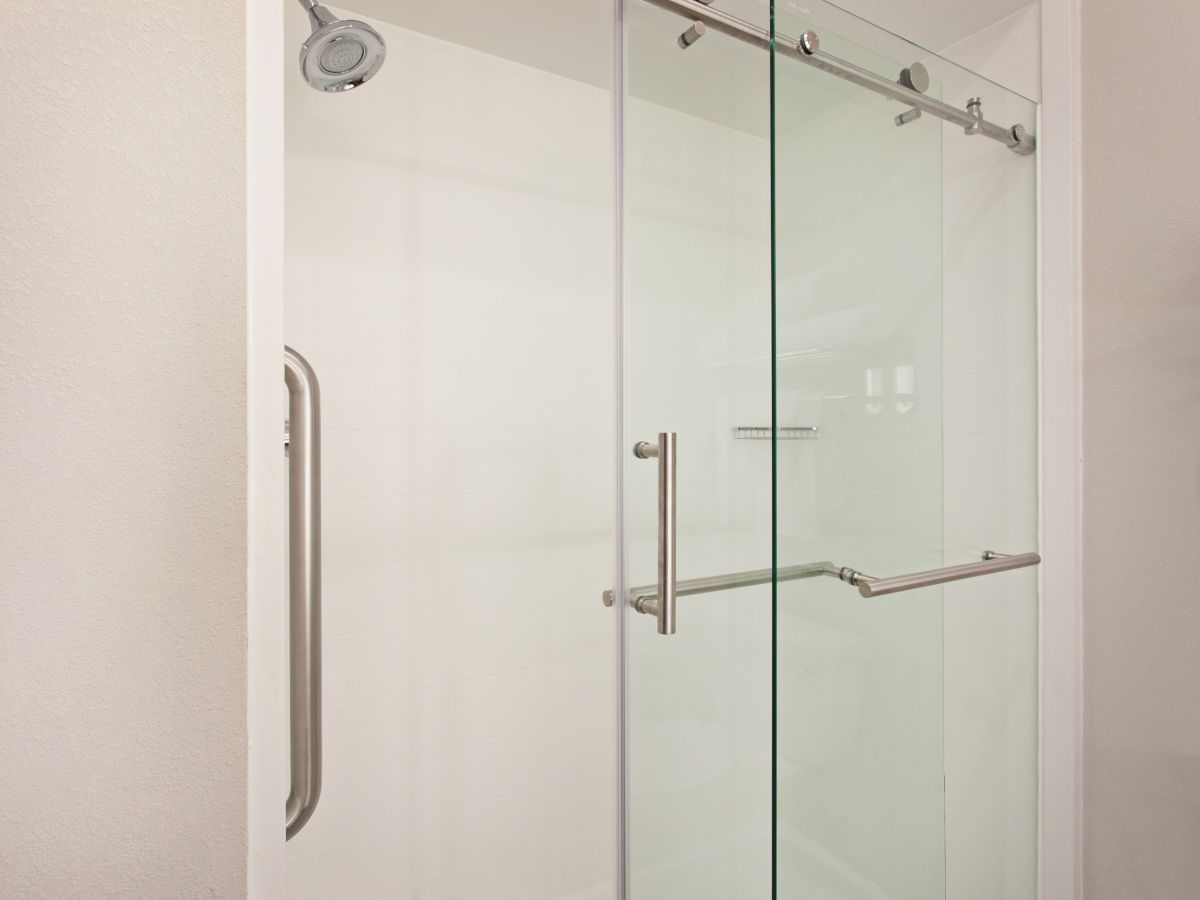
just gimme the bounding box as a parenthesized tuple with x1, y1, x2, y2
(634, 433, 677, 635)
(839, 550, 1041, 598)
(284, 347, 322, 841)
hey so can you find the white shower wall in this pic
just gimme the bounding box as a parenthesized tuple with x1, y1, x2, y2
(283, 15, 617, 900)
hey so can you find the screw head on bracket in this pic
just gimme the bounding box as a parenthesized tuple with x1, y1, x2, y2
(798, 31, 819, 55)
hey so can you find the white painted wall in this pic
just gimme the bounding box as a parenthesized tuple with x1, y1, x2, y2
(0, 2, 247, 897)
(1080, 2, 1200, 897)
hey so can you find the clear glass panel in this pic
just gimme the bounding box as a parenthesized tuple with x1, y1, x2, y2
(771, 3, 1039, 898)
(622, 1, 772, 898)
(773, 19, 946, 899)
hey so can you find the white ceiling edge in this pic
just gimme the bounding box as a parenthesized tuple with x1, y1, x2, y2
(937, 2, 1042, 103)
(342, 0, 613, 90)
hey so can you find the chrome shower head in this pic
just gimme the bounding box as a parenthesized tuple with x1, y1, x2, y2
(297, 1, 386, 93)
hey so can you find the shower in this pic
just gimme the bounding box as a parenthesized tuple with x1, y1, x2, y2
(296, 0, 386, 92)
(272, 1, 1044, 897)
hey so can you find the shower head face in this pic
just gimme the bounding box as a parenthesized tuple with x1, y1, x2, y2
(300, 12, 387, 93)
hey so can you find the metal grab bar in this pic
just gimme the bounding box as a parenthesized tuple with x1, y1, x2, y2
(284, 347, 322, 840)
(641, 0, 1035, 155)
(626, 550, 1040, 611)
(631, 561, 837, 613)
(843, 550, 1041, 597)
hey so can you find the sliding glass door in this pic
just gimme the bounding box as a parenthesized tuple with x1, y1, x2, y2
(620, 2, 1039, 899)
(771, 15, 947, 897)
(621, 1, 773, 897)
(770, 5, 1039, 898)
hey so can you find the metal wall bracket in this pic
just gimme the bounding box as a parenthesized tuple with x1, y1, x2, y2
(678, 20, 706, 48)
(965, 97, 984, 135)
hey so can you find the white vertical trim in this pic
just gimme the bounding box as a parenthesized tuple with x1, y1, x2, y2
(1038, 0, 1083, 897)
(246, 0, 287, 896)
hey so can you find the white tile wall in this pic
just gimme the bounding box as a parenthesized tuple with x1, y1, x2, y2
(285, 12, 616, 899)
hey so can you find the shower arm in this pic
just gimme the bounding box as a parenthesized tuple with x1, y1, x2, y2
(295, 0, 336, 29)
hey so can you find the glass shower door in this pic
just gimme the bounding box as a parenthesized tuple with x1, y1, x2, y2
(771, 5, 1040, 899)
(772, 20, 946, 898)
(621, 1, 773, 898)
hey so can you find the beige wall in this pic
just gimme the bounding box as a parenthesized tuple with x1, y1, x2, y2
(1081, 1, 1200, 897)
(0, 3, 247, 898)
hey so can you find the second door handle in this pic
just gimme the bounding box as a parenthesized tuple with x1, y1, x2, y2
(634, 433, 677, 636)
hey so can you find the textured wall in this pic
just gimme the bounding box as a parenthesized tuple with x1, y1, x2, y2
(0, 2, 247, 897)
(1081, 2, 1200, 897)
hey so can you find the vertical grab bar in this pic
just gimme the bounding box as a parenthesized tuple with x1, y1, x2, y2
(634, 433, 677, 635)
(284, 347, 322, 840)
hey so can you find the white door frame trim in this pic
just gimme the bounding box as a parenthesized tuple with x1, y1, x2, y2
(1038, 0, 1084, 897)
(246, 0, 288, 896)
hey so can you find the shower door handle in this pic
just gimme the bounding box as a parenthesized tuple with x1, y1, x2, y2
(634, 433, 677, 635)
(284, 347, 322, 840)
